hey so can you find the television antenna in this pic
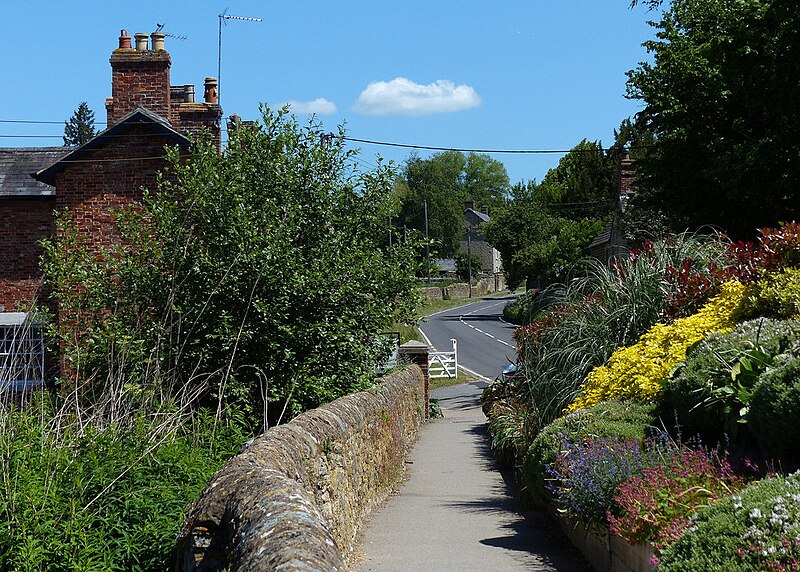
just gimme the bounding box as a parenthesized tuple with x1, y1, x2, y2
(155, 23, 187, 41)
(217, 9, 262, 104)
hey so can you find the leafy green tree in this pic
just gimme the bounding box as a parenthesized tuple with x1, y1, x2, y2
(42, 107, 418, 429)
(397, 151, 510, 259)
(484, 140, 618, 287)
(627, 0, 800, 239)
(63, 101, 96, 146)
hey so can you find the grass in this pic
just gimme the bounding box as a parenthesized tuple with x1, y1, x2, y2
(430, 367, 479, 390)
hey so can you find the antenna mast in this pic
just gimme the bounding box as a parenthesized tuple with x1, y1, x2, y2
(217, 10, 262, 105)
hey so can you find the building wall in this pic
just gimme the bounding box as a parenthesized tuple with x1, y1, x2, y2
(53, 126, 180, 248)
(0, 199, 54, 311)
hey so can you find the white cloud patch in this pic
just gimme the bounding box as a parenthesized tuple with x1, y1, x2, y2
(353, 77, 481, 116)
(284, 98, 337, 115)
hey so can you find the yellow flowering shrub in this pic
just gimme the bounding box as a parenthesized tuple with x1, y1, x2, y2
(568, 281, 746, 412)
(738, 267, 800, 320)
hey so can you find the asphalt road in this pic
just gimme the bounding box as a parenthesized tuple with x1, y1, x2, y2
(420, 295, 519, 380)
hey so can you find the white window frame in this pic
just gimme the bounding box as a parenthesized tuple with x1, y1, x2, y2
(0, 312, 46, 391)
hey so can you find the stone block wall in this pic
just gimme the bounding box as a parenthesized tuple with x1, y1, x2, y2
(177, 365, 427, 571)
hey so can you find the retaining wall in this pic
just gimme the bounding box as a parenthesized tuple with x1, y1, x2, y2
(176, 366, 427, 571)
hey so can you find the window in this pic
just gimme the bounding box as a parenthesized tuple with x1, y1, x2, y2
(0, 313, 45, 391)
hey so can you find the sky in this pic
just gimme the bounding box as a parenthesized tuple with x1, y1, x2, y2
(2, 1, 660, 185)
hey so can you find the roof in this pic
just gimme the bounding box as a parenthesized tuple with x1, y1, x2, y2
(589, 221, 614, 249)
(465, 208, 490, 223)
(0, 147, 66, 197)
(34, 107, 191, 186)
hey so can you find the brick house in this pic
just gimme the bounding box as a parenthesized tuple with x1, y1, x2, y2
(0, 29, 222, 388)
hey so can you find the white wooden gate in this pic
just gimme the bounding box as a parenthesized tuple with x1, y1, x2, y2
(428, 338, 458, 379)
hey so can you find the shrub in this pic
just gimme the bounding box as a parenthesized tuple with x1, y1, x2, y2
(518, 234, 729, 432)
(568, 281, 746, 412)
(0, 401, 247, 571)
(547, 436, 651, 525)
(749, 354, 800, 463)
(738, 268, 800, 320)
(522, 400, 656, 505)
(502, 289, 548, 325)
(659, 472, 800, 572)
(609, 447, 743, 554)
(663, 318, 800, 445)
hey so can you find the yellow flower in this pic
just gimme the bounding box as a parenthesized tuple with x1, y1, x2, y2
(568, 281, 746, 412)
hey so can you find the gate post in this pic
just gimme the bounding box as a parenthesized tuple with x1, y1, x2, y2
(399, 340, 429, 418)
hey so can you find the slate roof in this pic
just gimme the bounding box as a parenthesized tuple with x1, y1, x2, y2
(0, 147, 66, 197)
(465, 207, 491, 223)
(34, 107, 191, 186)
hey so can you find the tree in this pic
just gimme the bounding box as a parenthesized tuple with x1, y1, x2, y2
(484, 140, 618, 287)
(63, 101, 96, 146)
(397, 151, 510, 260)
(42, 107, 418, 429)
(626, 0, 800, 239)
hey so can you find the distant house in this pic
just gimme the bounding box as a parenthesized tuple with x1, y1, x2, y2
(0, 29, 223, 387)
(588, 154, 636, 263)
(460, 201, 502, 275)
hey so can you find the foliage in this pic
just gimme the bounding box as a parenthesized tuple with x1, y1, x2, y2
(63, 101, 96, 146)
(454, 251, 482, 282)
(609, 447, 743, 553)
(502, 289, 547, 326)
(484, 139, 619, 287)
(749, 354, 800, 462)
(522, 400, 656, 505)
(659, 472, 800, 572)
(568, 281, 746, 412)
(0, 399, 247, 571)
(626, 0, 800, 239)
(663, 318, 800, 445)
(396, 151, 509, 258)
(485, 397, 534, 467)
(547, 436, 651, 524)
(41, 107, 418, 429)
(518, 233, 729, 432)
(739, 268, 800, 320)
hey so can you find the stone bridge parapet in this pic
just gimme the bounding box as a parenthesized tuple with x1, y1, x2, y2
(177, 365, 427, 571)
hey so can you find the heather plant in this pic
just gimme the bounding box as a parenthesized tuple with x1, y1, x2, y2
(608, 447, 743, 554)
(663, 318, 800, 445)
(519, 233, 728, 432)
(659, 472, 800, 572)
(568, 280, 746, 412)
(547, 436, 654, 524)
(522, 400, 656, 505)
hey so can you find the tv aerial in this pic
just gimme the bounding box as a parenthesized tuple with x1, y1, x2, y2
(217, 8, 262, 104)
(155, 23, 187, 41)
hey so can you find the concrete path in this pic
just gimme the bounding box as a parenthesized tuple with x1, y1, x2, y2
(354, 382, 591, 572)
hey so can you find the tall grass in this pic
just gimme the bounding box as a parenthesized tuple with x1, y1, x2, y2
(520, 234, 730, 433)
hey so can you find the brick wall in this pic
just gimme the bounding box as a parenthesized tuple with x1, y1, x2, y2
(54, 125, 181, 247)
(0, 199, 54, 311)
(108, 50, 171, 124)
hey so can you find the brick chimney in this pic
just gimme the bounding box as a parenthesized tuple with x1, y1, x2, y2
(105, 29, 172, 125)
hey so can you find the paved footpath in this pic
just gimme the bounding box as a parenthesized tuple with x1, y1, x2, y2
(354, 381, 591, 572)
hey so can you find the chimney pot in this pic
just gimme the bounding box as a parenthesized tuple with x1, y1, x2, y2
(118, 29, 132, 49)
(464, 200, 475, 211)
(150, 31, 165, 51)
(134, 32, 149, 51)
(204, 77, 218, 104)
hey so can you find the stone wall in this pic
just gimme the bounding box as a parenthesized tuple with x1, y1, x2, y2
(177, 365, 427, 571)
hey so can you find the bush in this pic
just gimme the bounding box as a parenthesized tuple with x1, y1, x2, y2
(659, 472, 800, 572)
(663, 318, 800, 445)
(522, 400, 656, 505)
(0, 401, 247, 571)
(749, 354, 800, 463)
(548, 436, 650, 525)
(517, 233, 731, 433)
(568, 281, 746, 412)
(609, 447, 743, 554)
(454, 252, 482, 282)
(738, 268, 800, 320)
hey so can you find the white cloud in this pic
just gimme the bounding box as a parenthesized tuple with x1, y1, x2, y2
(284, 98, 337, 115)
(353, 77, 481, 116)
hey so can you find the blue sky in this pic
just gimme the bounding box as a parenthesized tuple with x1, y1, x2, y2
(3, 1, 659, 185)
